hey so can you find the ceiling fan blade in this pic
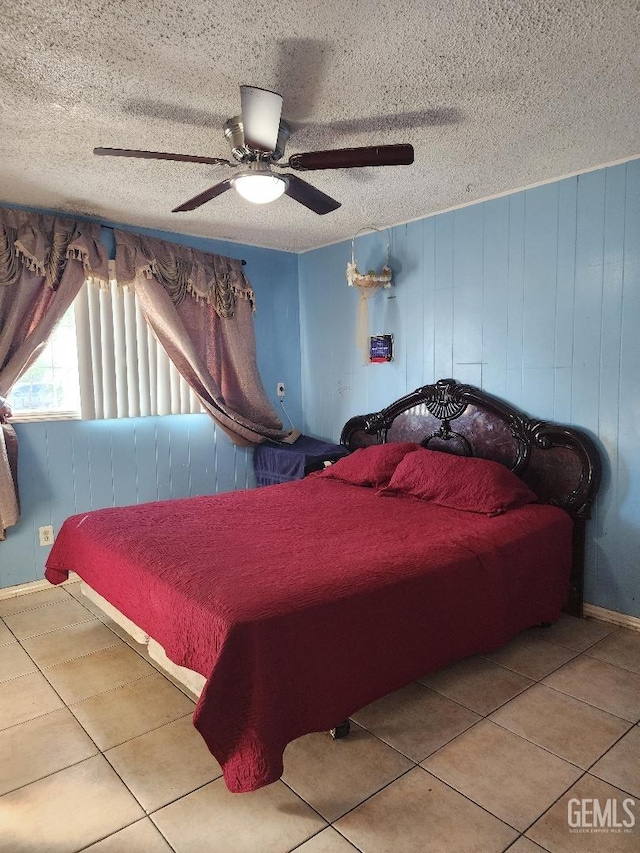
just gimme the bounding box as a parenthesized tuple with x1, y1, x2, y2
(172, 179, 234, 212)
(240, 86, 283, 152)
(283, 174, 341, 215)
(287, 143, 414, 171)
(94, 147, 232, 166)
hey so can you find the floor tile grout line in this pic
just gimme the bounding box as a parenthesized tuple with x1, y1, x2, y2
(582, 725, 640, 800)
(280, 711, 515, 832)
(21, 640, 123, 671)
(66, 589, 182, 684)
(4, 588, 635, 848)
(1, 633, 110, 756)
(279, 775, 341, 826)
(352, 709, 481, 765)
(0, 617, 26, 646)
(0, 751, 103, 800)
(0, 592, 73, 618)
(98, 705, 196, 751)
(281, 751, 417, 829)
(286, 710, 528, 831)
(514, 761, 640, 841)
(485, 715, 625, 774)
(530, 630, 619, 655)
(583, 647, 640, 677)
(7, 615, 98, 642)
(12, 591, 204, 811)
(2, 627, 190, 852)
(287, 824, 364, 853)
(0, 627, 144, 817)
(423, 758, 581, 836)
(98, 615, 202, 703)
(517, 768, 589, 838)
(34, 637, 130, 671)
(67, 694, 195, 755)
(9, 644, 629, 825)
(0, 702, 71, 736)
(578, 712, 636, 774)
(476, 646, 580, 682)
(141, 779, 227, 816)
(328, 763, 523, 838)
(499, 672, 640, 724)
(40, 661, 158, 707)
(0, 669, 168, 738)
(102, 721, 222, 816)
(504, 834, 552, 852)
(548, 647, 640, 682)
(64, 668, 184, 706)
(147, 820, 180, 853)
(326, 765, 417, 826)
(1, 705, 202, 848)
(0, 666, 39, 685)
(0, 598, 76, 618)
(73, 816, 179, 853)
(541, 680, 640, 724)
(420, 676, 536, 719)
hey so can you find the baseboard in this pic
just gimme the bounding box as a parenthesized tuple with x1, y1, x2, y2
(584, 603, 640, 633)
(0, 573, 79, 601)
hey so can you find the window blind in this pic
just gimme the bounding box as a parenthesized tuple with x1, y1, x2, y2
(76, 267, 201, 419)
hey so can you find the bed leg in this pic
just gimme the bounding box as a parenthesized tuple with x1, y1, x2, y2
(330, 720, 351, 739)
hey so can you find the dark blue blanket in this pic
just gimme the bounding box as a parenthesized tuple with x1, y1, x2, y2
(253, 435, 349, 486)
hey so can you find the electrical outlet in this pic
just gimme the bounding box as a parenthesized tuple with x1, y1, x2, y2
(276, 382, 285, 399)
(38, 525, 54, 547)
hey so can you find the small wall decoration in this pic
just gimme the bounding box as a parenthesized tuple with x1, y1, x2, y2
(370, 334, 394, 363)
(346, 227, 392, 364)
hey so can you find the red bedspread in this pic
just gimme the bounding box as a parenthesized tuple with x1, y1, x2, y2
(45, 477, 572, 792)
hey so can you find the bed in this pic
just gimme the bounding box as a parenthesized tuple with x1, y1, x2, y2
(45, 379, 601, 793)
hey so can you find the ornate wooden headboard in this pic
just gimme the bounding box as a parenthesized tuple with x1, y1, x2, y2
(341, 379, 601, 616)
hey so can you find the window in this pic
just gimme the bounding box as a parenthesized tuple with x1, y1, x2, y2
(7, 273, 201, 422)
(7, 307, 80, 420)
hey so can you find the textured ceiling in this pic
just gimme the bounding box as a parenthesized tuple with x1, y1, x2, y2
(1, 1, 639, 252)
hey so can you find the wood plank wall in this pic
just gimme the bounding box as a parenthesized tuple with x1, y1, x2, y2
(298, 160, 640, 618)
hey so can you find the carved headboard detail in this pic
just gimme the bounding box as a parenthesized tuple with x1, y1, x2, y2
(341, 378, 601, 521)
(341, 379, 601, 617)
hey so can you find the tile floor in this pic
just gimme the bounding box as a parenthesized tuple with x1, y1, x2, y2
(0, 583, 639, 852)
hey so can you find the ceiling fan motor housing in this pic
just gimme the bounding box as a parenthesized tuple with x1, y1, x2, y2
(224, 116, 291, 162)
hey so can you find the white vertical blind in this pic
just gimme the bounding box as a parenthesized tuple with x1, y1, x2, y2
(75, 271, 202, 419)
(74, 285, 96, 420)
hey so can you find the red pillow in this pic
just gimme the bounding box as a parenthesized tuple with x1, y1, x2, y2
(313, 442, 421, 487)
(380, 448, 537, 515)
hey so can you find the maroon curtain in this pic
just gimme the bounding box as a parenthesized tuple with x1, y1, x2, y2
(0, 208, 108, 538)
(114, 230, 290, 446)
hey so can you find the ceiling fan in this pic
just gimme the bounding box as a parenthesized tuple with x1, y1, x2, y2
(94, 86, 414, 215)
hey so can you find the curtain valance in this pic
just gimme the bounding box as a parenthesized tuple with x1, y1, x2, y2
(114, 230, 254, 318)
(113, 229, 288, 446)
(0, 207, 108, 288)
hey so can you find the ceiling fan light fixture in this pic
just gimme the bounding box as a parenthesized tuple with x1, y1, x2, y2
(232, 172, 286, 204)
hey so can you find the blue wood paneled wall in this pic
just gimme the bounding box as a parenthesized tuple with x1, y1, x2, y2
(298, 160, 640, 619)
(1, 415, 253, 588)
(0, 213, 300, 588)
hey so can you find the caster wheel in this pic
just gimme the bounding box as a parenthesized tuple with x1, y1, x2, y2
(330, 721, 350, 739)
